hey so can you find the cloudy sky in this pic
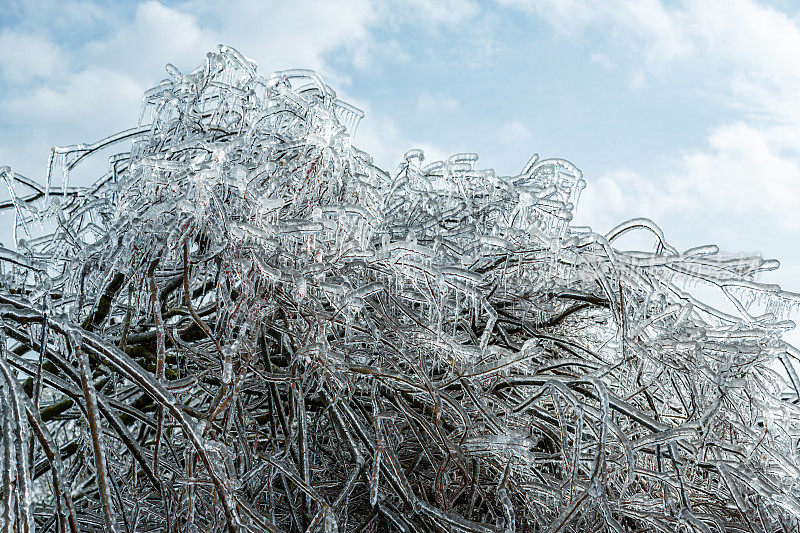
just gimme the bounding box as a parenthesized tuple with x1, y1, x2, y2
(1, 0, 799, 303)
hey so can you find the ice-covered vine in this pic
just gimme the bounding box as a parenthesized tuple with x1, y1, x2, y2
(0, 45, 799, 532)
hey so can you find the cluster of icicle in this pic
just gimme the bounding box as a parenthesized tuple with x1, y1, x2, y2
(1, 45, 800, 533)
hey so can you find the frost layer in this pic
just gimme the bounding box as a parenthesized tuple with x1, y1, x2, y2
(0, 46, 800, 532)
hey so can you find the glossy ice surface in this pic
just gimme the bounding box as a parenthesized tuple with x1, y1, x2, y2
(1, 46, 799, 531)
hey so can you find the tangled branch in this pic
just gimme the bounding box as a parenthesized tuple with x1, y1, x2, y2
(1, 46, 799, 532)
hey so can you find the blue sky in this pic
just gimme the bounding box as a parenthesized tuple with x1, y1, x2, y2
(1, 0, 800, 308)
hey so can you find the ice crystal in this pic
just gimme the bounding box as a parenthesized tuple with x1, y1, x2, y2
(0, 45, 799, 531)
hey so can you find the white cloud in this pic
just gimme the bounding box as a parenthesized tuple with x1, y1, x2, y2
(577, 122, 800, 235)
(501, 0, 800, 118)
(2, 68, 144, 136)
(678, 124, 800, 219)
(86, 1, 216, 79)
(501, 0, 800, 244)
(0, 30, 65, 85)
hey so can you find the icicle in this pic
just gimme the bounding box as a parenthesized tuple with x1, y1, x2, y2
(0, 43, 796, 533)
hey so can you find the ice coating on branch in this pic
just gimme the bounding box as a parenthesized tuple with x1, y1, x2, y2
(0, 45, 799, 531)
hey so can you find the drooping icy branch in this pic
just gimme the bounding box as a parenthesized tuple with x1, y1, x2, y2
(0, 45, 798, 532)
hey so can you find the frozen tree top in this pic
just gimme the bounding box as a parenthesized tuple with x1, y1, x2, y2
(1, 45, 800, 532)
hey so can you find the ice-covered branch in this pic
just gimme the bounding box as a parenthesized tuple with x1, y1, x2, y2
(1, 45, 799, 532)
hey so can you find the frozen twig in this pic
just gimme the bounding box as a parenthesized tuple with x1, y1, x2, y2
(0, 45, 798, 531)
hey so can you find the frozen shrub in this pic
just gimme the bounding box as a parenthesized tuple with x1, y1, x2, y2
(1, 46, 799, 532)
